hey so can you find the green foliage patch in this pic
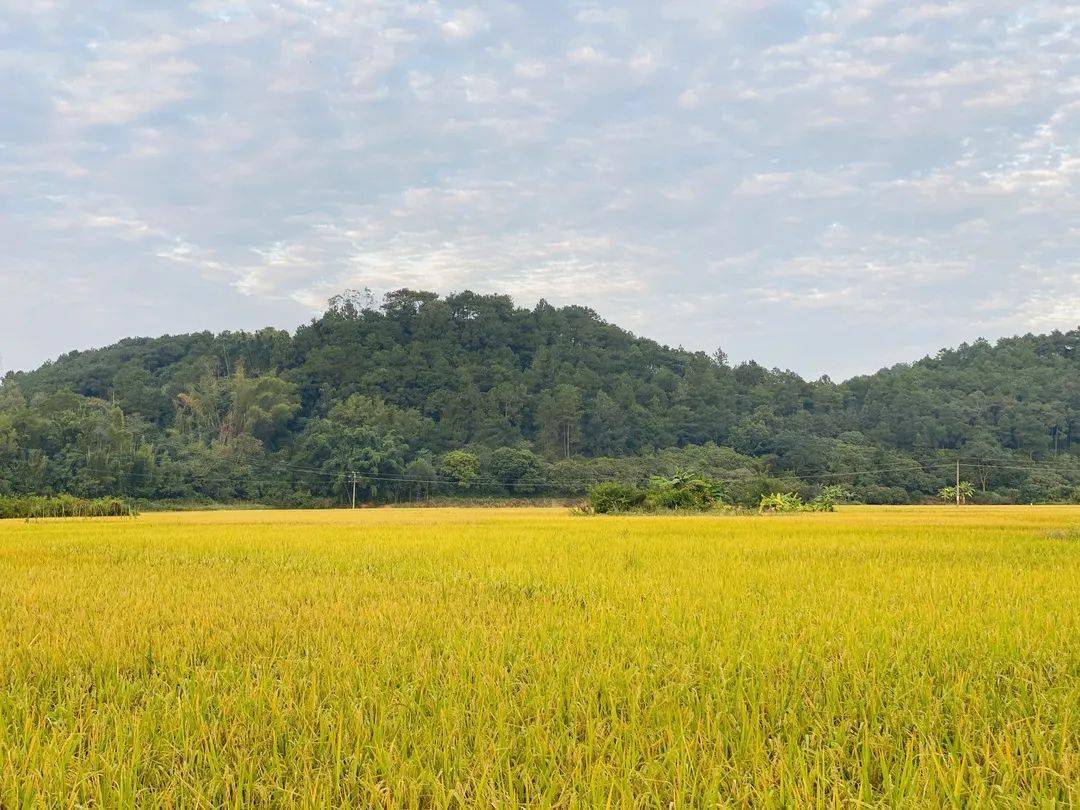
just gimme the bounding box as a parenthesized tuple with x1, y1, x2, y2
(0, 495, 136, 519)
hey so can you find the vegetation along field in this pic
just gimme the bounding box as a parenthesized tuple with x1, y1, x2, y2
(1, 506, 1078, 806)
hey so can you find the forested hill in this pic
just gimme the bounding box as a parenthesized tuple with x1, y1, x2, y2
(3, 289, 1079, 505)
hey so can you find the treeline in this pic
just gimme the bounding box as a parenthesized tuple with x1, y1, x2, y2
(3, 289, 1080, 506)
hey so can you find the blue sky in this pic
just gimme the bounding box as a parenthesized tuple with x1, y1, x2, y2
(1, 0, 1077, 379)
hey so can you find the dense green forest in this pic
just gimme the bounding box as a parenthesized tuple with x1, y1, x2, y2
(3, 289, 1079, 506)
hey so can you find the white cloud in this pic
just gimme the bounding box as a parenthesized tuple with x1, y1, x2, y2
(678, 86, 705, 109)
(734, 170, 859, 199)
(441, 8, 488, 40)
(55, 49, 199, 126)
(576, 8, 628, 26)
(513, 60, 548, 79)
(1, 0, 1077, 378)
(567, 45, 615, 66)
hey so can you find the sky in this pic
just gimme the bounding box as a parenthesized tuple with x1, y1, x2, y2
(0, 1, 1077, 380)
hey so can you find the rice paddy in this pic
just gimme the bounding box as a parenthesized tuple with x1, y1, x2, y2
(1, 506, 1078, 806)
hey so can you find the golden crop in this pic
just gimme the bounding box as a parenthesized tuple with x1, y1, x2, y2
(1, 506, 1078, 806)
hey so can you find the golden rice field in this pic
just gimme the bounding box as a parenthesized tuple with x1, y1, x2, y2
(1, 507, 1078, 807)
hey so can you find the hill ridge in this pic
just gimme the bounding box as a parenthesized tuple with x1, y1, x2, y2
(3, 290, 1079, 504)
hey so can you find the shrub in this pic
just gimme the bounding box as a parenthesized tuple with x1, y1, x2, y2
(587, 483, 647, 514)
(858, 485, 911, 505)
(819, 484, 853, 504)
(645, 471, 723, 511)
(758, 490, 842, 513)
(586, 471, 725, 514)
(803, 485, 850, 512)
(758, 492, 805, 513)
(724, 476, 807, 508)
(805, 495, 836, 512)
(0, 495, 137, 520)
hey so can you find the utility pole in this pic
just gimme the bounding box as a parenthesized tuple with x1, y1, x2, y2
(956, 459, 961, 507)
(351, 472, 357, 509)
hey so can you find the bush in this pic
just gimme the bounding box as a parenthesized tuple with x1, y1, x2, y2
(723, 476, 807, 509)
(818, 484, 853, 505)
(0, 495, 137, 519)
(858, 485, 911, 505)
(805, 495, 836, 512)
(645, 472, 723, 511)
(587, 482, 647, 514)
(585, 471, 724, 514)
(758, 491, 840, 513)
(758, 492, 805, 513)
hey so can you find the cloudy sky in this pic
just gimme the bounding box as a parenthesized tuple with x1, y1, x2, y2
(1, 1, 1077, 379)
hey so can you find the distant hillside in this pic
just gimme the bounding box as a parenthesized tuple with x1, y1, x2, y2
(3, 290, 1079, 505)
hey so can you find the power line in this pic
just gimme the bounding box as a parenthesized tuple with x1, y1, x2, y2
(62, 458, 1032, 494)
(959, 462, 1072, 473)
(24, 451, 1080, 502)
(344, 462, 956, 487)
(795, 463, 956, 481)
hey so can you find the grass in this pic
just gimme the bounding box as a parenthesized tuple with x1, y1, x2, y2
(1, 506, 1078, 806)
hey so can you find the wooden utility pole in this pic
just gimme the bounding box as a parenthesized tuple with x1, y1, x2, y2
(956, 459, 961, 507)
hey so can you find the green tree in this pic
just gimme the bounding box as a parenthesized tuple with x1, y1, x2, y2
(485, 447, 545, 494)
(404, 457, 438, 501)
(223, 367, 299, 447)
(440, 450, 480, 489)
(537, 384, 582, 459)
